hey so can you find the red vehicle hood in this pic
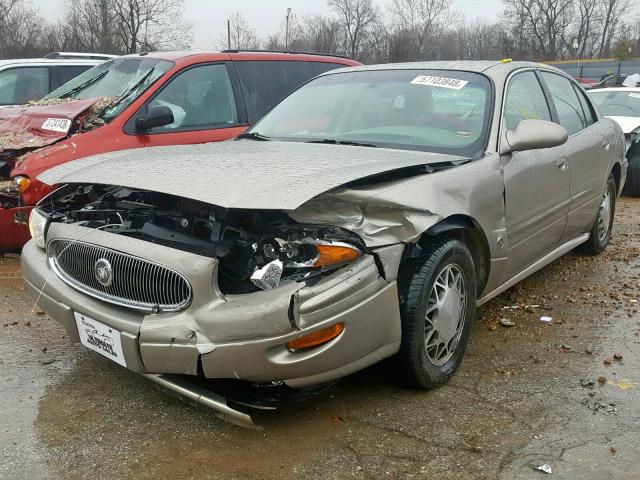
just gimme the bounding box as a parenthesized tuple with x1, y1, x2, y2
(0, 98, 101, 153)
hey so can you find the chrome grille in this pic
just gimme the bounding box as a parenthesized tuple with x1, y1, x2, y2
(47, 239, 192, 313)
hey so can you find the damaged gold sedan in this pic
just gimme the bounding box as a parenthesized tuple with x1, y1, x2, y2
(22, 61, 626, 427)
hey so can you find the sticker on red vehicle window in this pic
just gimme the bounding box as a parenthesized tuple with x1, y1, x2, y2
(41, 118, 72, 133)
(410, 75, 468, 90)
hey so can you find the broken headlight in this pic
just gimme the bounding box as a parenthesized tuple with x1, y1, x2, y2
(251, 237, 361, 290)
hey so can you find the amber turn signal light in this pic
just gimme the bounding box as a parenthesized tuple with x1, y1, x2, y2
(13, 175, 31, 193)
(314, 244, 359, 268)
(287, 323, 344, 351)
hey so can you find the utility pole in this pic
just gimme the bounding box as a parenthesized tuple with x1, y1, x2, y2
(227, 19, 231, 50)
(573, 39, 580, 78)
(285, 8, 291, 50)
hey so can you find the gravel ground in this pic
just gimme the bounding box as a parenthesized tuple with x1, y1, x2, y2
(1, 196, 639, 480)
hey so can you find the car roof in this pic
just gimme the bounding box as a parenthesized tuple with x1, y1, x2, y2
(0, 58, 102, 68)
(121, 50, 360, 65)
(315, 60, 559, 78)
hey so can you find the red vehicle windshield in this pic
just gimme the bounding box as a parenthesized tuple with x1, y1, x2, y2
(43, 57, 173, 122)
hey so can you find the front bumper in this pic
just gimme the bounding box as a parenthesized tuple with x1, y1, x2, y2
(21, 234, 402, 389)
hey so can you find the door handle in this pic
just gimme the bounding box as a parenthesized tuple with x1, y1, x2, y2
(557, 158, 568, 172)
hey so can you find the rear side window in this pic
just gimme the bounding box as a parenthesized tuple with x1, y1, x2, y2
(503, 71, 551, 131)
(539, 71, 586, 135)
(234, 61, 315, 123)
(311, 62, 350, 75)
(146, 63, 238, 132)
(52, 65, 92, 90)
(0, 67, 49, 105)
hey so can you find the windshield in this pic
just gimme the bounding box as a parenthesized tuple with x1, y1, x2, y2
(248, 69, 492, 157)
(43, 57, 173, 121)
(588, 90, 640, 118)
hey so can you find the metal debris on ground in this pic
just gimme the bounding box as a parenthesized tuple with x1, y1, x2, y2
(533, 463, 552, 474)
(580, 379, 595, 387)
(540, 316, 553, 323)
(500, 318, 515, 327)
(502, 304, 540, 310)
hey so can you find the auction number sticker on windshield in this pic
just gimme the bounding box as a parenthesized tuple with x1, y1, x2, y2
(41, 117, 72, 133)
(411, 75, 468, 90)
(629, 93, 640, 99)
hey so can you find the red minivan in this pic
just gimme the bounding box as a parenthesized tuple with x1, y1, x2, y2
(0, 51, 360, 251)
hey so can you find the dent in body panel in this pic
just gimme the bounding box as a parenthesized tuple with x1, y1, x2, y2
(290, 153, 507, 296)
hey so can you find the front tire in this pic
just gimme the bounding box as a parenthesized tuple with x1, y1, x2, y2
(397, 238, 476, 389)
(623, 147, 640, 196)
(580, 173, 616, 255)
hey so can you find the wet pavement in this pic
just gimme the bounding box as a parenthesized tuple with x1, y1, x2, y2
(1, 196, 639, 480)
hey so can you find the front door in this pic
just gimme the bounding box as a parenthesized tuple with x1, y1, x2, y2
(501, 70, 571, 277)
(124, 62, 248, 148)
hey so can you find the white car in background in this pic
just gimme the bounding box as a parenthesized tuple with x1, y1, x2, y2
(0, 52, 115, 107)
(588, 87, 640, 196)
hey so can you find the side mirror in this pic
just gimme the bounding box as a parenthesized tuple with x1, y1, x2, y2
(135, 105, 174, 133)
(501, 119, 568, 154)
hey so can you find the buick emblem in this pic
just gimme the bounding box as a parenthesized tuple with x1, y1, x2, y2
(94, 258, 113, 287)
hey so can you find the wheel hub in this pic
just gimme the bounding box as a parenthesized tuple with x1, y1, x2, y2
(424, 264, 466, 366)
(597, 186, 612, 242)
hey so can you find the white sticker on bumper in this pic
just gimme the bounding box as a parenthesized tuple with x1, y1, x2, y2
(75, 312, 127, 367)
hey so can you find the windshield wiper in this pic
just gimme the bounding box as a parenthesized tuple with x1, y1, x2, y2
(57, 70, 108, 99)
(236, 132, 271, 141)
(102, 67, 157, 114)
(306, 139, 377, 147)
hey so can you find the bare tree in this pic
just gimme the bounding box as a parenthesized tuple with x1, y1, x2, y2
(110, 0, 192, 54)
(224, 11, 260, 50)
(388, 0, 453, 59)
(596, 0, 632, 57)
(503, 0, 574, 59)
(60, 0, 118, 54)
(328, 0, 378, 59)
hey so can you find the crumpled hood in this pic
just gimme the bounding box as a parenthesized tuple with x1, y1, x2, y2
(0, 98, 101, 153)
(39, 140, 466, 210)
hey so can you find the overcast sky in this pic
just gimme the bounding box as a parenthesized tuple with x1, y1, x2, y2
(32, 0, 504, 49)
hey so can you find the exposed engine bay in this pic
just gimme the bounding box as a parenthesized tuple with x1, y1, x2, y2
(39, 184, 366, 294)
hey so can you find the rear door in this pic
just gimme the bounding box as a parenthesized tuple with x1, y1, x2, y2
(538, 71, 607, 240)
(502, 70, 571, 276)
(233, 60, 315, 123)
(123, 62, 247, 148)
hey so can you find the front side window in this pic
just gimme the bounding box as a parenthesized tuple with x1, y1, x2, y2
(248, 69, 492, 157)
(588, 90, 640, 118)
(0, 67, 49, 105)
(503, 71, 551, 131)
(539, 71, 587, 135)
(146, 63, 238, 132)
(43, 58, 173, 122)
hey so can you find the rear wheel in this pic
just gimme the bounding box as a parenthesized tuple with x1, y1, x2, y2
(623, 148, 640, 196)
(397, 238, 476, 389)
(580, 173, 616, 255)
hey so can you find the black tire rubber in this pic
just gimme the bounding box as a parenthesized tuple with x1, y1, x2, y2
(623, 148, 640, 197)
(397, 237, 477, 390)
(580, 174, 616, 255)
